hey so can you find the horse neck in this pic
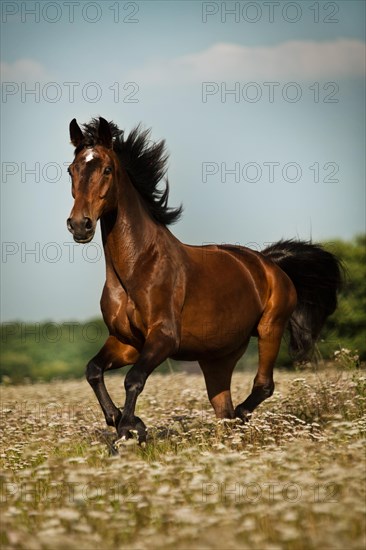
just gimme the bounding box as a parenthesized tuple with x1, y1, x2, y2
(100, 171, 173, 283)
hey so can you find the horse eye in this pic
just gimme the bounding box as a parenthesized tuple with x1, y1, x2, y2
(67, 167, 71, 175)
(104, 167, 112, 175)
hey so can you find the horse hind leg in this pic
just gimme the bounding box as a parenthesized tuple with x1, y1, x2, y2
(199, 345, 249, 419)
(235, 309, 291, 421)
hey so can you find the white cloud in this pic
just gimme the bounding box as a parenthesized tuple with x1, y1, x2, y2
(129, 39, 365, 85)
(0, 58, 53, 81)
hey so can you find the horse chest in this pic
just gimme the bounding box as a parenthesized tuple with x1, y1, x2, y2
(101, 283, 145, 347)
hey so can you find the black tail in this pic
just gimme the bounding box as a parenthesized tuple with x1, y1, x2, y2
(262, 239, 343, 361)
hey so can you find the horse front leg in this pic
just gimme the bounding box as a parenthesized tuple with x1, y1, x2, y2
(117, 326, 178, 443)
(86, 335, 139, 428)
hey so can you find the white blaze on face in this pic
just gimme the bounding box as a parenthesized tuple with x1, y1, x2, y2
(85, 149, 95, 162)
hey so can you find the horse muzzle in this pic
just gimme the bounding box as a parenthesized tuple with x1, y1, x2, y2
(67, 216, 95, 243)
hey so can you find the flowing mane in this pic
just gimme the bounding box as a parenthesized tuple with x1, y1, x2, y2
(76, 118, 183, 225)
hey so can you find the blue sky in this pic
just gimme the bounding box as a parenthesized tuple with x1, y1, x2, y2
(1, 0, 365, 321)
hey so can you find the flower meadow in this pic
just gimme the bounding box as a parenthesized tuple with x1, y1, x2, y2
(1, 363, 365, 549)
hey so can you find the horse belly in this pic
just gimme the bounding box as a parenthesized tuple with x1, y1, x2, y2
(177, 275, 262, 359)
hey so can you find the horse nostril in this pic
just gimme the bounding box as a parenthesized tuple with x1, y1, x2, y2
(67, 218, 74, 232)
(84, 217, 93, 231)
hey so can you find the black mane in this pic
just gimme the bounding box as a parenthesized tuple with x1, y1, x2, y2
(77, 118, 183, 226)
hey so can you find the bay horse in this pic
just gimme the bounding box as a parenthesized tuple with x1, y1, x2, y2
(67, 117, 342, 443)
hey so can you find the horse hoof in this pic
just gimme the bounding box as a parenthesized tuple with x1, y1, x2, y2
(117, 416, 147, 445)
(234, 406, 252, 423)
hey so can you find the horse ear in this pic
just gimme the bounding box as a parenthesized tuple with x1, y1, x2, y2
(98, 117, 113, 149)
(69, 118, 84, 148)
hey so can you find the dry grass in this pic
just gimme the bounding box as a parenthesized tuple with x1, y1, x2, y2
(1, 364, 365, 549)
